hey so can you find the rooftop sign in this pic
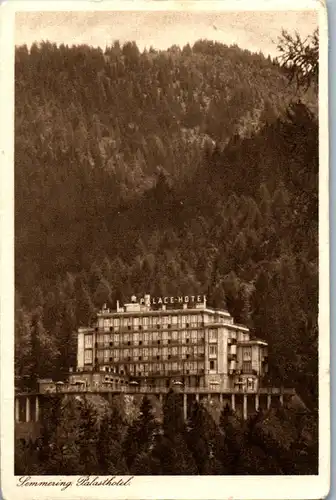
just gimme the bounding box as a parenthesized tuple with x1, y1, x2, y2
(139, 295, 206, 306)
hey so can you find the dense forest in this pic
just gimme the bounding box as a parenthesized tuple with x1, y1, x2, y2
(16, 392, 318, 475)
(15, 39, 318, 417)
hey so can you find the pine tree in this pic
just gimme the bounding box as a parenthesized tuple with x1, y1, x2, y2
(123, 395, 158, 470)
(186, 401, 224, 474)
(77, 397, 99, 474)
(97, 407, 128, 474)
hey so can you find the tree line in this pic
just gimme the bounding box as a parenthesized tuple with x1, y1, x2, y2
(15, 392, 318, 475)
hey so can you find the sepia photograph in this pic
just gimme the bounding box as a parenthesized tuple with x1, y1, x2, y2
(0, 0, 329, 498)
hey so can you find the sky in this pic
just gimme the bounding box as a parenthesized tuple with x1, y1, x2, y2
(15, 10, 318, 59)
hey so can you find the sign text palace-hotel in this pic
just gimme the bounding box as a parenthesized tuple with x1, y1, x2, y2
(143, 295, 206, 305)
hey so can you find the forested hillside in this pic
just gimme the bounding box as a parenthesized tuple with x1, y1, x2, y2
(16, 392, 318, 475)
(15, 40, 318, 410)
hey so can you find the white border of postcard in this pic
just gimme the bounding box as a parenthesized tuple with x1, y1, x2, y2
(0, 1, 330, 499)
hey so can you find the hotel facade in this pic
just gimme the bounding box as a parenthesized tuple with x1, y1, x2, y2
(16, 294, 297, 430)
(70, 294, 269, 393)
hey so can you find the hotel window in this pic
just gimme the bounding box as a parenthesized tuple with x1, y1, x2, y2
(113, 318, 120, 330)
(124, 334, 129, 344)
(152, 331, 158, 341)
(114, 350, 119, 360)
(143, 348, 149, 360)
(133, 317, 139, 327)
(143, 317, 148, 329)
(84, 350, 93, 364)
(133, 348, 139, 357)
(172, 346, 178, 357)
(133, 332, 139, 344)
(162, 347, 168, 360)
(172, 331, 178, 341)
(209, 345, 217, 357)
(98, 318, 104, 328)
(172, 315, 178, 325)
(247, 378, 254, 390)
(209, 329, 217, 342)
(243, 348, 252, 360)
(172, 362, 178, 371)
(198, 345, 205, 356)
(143, 332, 149, 344)
(243, 361, 252, 373)
(162, 316, 168, 325)
(104, 334, 110, 346)
(84, 335, 93, 348)
(113, 334, 119, 346)
(97, 350, 104, 362)
(153, 347, 159, 357)
(124, 349, 130, 358)
(209, 360, 216, 371)
(104, 349, 109, 362)
(191, 331, 198, 344)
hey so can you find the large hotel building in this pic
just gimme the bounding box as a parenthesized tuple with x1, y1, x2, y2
(69, 294, 269, 392)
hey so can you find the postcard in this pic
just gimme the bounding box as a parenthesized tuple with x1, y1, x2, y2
(0, 0, 330, 498)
